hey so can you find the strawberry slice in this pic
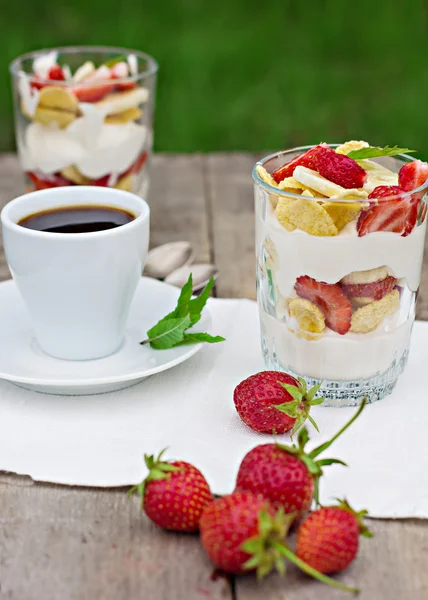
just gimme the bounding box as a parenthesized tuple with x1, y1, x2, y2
(294, 276, 352, 335)
(92, 174, 111, 186)
(398, 160, 428, 192)
(72, 83, 115, 103)
(357, 185, 418, 237)
(312, 146, 367, 189)
(272, 144, 328, 183)
(27, 171, 72, 190)
(130, 150, 148, 174)
(342, 276, 397, 301)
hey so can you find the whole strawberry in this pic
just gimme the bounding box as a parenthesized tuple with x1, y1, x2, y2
(296, 499, 372, 574)
(233, 371, 324, 436)
(235, 401, 366, 519)
(200, 492, 358, 593)
(129, 450, 213, 532)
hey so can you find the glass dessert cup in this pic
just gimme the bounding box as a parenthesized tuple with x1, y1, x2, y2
(10, 46, 158, 199)
(254, 146, 428, 406)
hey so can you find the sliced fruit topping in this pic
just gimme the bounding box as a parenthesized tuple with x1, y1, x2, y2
(60, 165, 90, 185)
(293, 166, 348, 198)
(288, 298, 325, 339)
(26, 171, 72, 190)
(271, 144, 328, 183)
(72, 82, 115, 103)
(48, 65, 66, 81)
(341, 266, 389, 285)
(398, 160, 428, 193)
(312, 145, 367, 189)
(357, 185, 418, 237)
(341, 275, 397, 301)
(23, 85, 79, 129)
(275, 197, 337, 236)
(350, 290, 400, 333)
(295, 276, 352, 335)
(360, 160, 399, 194)
(256, 164, 278, 187)
(72, 61, 96, 83)
(335, 140, 369, 155)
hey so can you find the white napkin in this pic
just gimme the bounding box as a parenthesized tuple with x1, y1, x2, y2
(0, 297, 427, 519)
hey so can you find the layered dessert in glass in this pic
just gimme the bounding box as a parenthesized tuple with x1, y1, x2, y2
(10, 46, 157, 198)
(253, 141, 428, 405)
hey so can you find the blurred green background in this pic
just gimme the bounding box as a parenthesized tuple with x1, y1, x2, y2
(2, 0, 428, 155)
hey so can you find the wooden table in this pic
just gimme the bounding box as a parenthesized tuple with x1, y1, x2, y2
(0, 153, 427, 600)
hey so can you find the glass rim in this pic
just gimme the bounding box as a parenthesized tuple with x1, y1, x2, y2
(9, 45, 158, 86)
(253, 145, 428, 204)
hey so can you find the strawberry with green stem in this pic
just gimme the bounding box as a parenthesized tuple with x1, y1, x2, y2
(200, 492, 359, 593)
(235, 399, 366, 518)
(129, 449, 213, 532)
(296, 499, 372, 574)
(233, 371, 324, 436)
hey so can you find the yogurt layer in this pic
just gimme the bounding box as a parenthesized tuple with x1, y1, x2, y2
(260, 198, 426, 295)
(21, 119, 147, 178)
(260, 311, 411, 381)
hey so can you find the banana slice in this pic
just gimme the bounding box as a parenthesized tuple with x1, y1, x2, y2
(359, 160, 399, 193)
(22, 85, 79, 129)
(105, 107, 142, 124)
(256, 164, 277, 187)
(288, 298, 325, 339)
(72, 61, 96, 82)
(95, 87, 149, 115)
(115, 173, 133, 192)
(60, 165, 90, 185)
(293, 166, 351, 198)
(336, 140, 369, 155)
(342, 266, 389, 285)
(275, 196, 337, 236)
(277, 177, 305, 192)
(350, 290, 400, 333)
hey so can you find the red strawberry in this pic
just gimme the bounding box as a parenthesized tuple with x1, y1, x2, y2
(357, 185, 418, 237)
(313, 146, 367, 189)
(72, 82, 115, 103)
(129, 450, 213, 532)
(296, 499, 372, 575)
(233, 371, 324, 435)
(272, 144, 328, 183)
(200, 493, 358, 592)
(48, 65, 66, 81)
(341, 275, 397, 301)
(92, 174, 111, 187)
(398, 160, 428, 192)
(129, 150, 148, 175)
(235, 401, 365, 519)
(294, 276, 352, 335)
(26, 171, 72, 190)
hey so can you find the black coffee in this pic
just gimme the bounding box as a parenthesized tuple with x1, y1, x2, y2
(18, 205, 135, 234)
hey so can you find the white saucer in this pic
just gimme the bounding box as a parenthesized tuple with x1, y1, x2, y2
(0, 277, 210, 395)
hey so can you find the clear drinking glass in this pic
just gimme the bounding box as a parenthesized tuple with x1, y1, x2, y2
(254, 146, 428, 406)
(10, 46, 158, 199)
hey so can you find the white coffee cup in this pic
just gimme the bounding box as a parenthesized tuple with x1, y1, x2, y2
(1, 186, 150, 360)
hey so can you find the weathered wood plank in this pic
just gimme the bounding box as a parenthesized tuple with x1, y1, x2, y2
(205, 153, 258, 299)
(0, 477, 231, 600)
(235, 520, 428, 600)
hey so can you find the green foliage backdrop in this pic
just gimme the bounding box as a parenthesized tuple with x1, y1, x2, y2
(2, 0, 428, 156)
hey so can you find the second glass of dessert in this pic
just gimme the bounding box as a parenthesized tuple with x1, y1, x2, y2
(254, 141, 428, 406)
(10, 46, 157, 199)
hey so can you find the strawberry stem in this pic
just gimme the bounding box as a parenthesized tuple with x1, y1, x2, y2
(310, 398, 366, 459)
(272, 543, 359, 594)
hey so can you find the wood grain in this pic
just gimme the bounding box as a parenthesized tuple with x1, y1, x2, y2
(0, 476, 231, 600)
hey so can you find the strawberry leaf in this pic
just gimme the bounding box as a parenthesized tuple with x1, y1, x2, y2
(347, 145, 414, 160)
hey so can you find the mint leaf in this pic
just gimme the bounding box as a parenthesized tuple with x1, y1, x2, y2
(179, 332, 225, 345)
(103, 54, 127, 68)
(141, 315, 191, 349)
(140, 275, 224, 349)
(347, 145, 415, 160)
(187, 276, 215, 325)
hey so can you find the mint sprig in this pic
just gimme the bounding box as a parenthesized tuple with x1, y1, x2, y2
(140, 274, 225, 349)
(347, 145, 415, 160)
